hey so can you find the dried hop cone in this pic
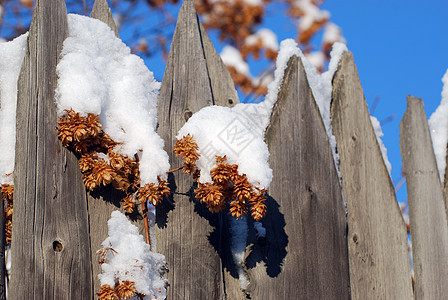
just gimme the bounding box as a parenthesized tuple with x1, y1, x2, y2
(195, 183, 227, 213)
(114, 281, 136, 299)
(57, 109, 102, 153)
(173, 134, 200, 174)
(97, 285, 119, 300)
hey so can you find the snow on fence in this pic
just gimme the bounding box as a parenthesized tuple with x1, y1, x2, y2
(1, 0, 448, 299)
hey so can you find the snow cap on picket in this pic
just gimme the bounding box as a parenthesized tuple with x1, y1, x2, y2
(98, 211, 166, 298)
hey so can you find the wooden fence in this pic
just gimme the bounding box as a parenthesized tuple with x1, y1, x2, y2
(3, 0, 448, 298)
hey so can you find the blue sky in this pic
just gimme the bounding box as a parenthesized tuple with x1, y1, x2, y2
(139, 0, 448, 204)
(322, 0, 448, 202)
(3, 0, 447, 204)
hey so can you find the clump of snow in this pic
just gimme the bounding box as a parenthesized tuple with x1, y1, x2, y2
(55, 14, 169, 185)
(295, 0, 329, 32)
(306, 51, 325, 70)
(323, 22, 346, 45)
(221, 45, 250, 76)
(245, 28, 279, 51)
(228, 214, 249, 290)
(177, 106, 272, 189)
(98, 211, 166, 299)
(0, 33, 28, 185)
(370, 116, 392, 175)
(429, 68, 448, 181)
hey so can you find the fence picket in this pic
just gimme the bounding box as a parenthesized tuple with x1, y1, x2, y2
(243, 55, 350, 299)
(400, 95, 448, 298)
(331, 52, 413, 299)
(9, 0, 93, 298)
(88, 0, 151, 295)
(91, 0, 119, 37)
(156, 0, 240, 298)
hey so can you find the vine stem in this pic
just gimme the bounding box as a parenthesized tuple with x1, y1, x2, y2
(166, 166, 183, 173)
(141, 201, 151, 250)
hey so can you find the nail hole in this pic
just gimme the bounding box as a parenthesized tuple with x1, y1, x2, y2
(53, 240, 63, 252)
(352, 234, 358, 244)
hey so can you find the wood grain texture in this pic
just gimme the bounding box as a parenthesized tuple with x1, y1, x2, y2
(243, 55, 350, 299)
(156, 0, 240, 298)
(9, 0, 93, 298)
(90, 0, 119, 37)
(400, 95, 448, 299)
(331, 52, 413, 299)
(88, 1, 148, 295)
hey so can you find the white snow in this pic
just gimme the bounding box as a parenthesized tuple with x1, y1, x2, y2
(323, 22, 346, 45)
(370, 116, 392, 175)
(228, 214, 249, 290)
(185, 40, 348, 189)
(429, 68, 448, 181)
(177, 105, 272, 189)
(245, 28, 279, 51)
(306, 51, 325, 70)
(0, 33, 28, 185)
(98, 211, 166, 299)
(55, 14, 169, 185)
(221, 45, 250, 76)
(294, 0, 329, 32)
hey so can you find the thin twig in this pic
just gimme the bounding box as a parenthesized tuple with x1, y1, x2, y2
(141, 201, 151, 250)
(166, 166, 183, 173)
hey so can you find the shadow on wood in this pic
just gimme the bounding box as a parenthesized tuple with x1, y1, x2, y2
(156, 0, 241, 298)
(245, 54, 350, 299)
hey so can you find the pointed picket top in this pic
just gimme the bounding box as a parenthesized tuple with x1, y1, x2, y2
(156, 0, 240, 298)
(400, 95, 448, 298)
(91, 0, 119, 37)
(243, 55, 349, 298)
(10, 0, 93, 298)
(331, 52, 413, 298)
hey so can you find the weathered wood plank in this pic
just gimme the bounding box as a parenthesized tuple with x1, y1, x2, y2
(400, 95, 448, 298)
(244, 55, 350, 299)
(88, 1, 149, 295)
(90, 0, 119, 37)
(156, 0, 240, 298)
(9, 0, 93, 298)
(331, 52, 413, 299)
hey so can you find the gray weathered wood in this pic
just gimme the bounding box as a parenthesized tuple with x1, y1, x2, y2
(9, 0, 93, 298)
(90, 0, 119, 37)
(331, 52, 413, 299)
(156, 0, 240, 298)
(88, 1, 149, 295)
(243, 55, 350, 299)
(400, 95, 448, 299)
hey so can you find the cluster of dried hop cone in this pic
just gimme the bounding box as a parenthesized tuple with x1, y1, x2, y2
(97, 280, 143, 300)
(57, 109, 170, 214)
(1, 184, 14, 245)
(174, 134, 267, 221)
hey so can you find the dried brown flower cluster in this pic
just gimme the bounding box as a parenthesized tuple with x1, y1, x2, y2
(57, 109, 170, 214)
(173, 133, 200, 176)
(195, 0, 264, 46)
(97, 281, 137, 300)
(1, 184, 14, 245)
(226, 65, 268, 96)
(174, 135, 267, 221)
